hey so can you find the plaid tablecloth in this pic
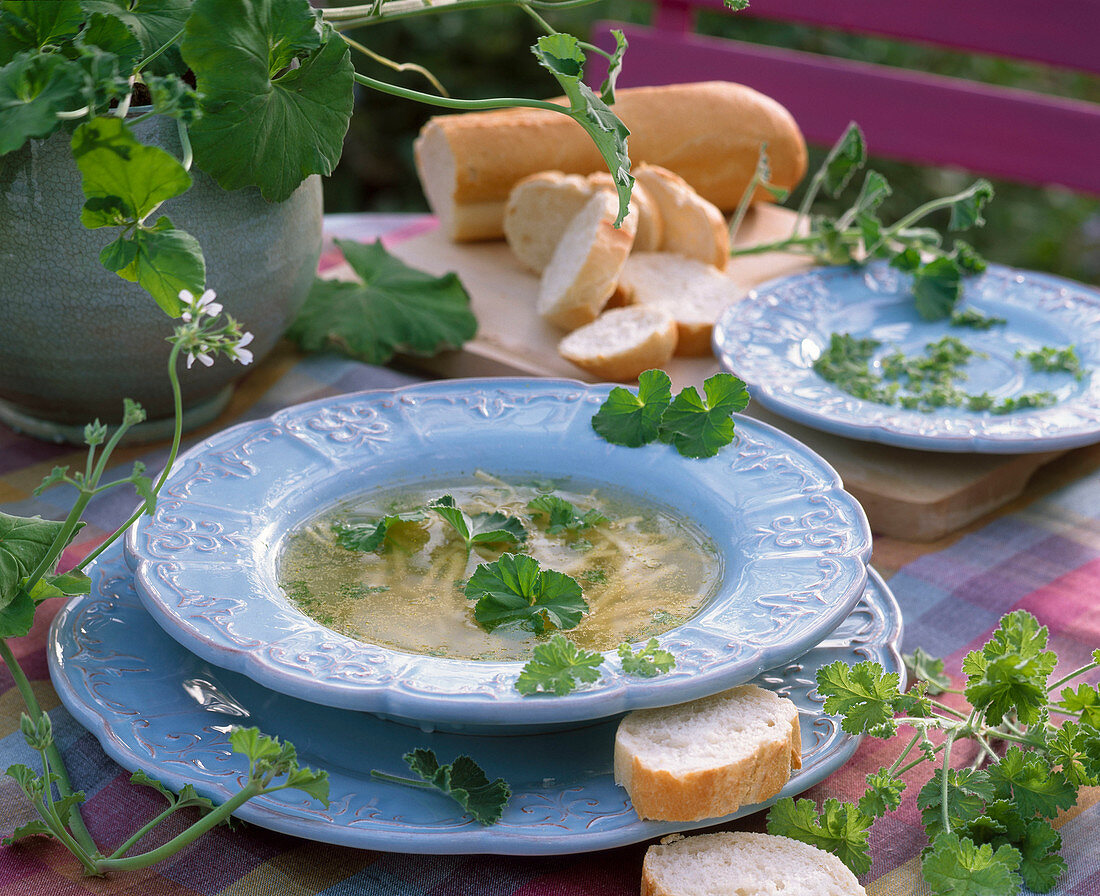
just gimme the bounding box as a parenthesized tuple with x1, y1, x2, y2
(2, 215, 1099, 896)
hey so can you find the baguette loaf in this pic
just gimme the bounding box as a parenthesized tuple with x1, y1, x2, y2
(614, 684, 801, 822)
(641, 832, 867, 896)
(615, 252, 746, 356)
(537, 191, 637, 330)
(416, 81, 807, 241)
(558, 306, 678, 381)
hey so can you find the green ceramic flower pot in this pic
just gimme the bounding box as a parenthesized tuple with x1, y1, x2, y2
(0, 113, 322, 442)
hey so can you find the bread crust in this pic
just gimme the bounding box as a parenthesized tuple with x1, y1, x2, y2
(640, 832, 867, 896)
(616, 252, 746, 356)
(537, 192, 636, 330)
(632, 164, 729, 269)
(415, 81, 807, 241)
(558, 306, 678, 381)
(504, 172, 662, 274)
(614, 685, 801, 822)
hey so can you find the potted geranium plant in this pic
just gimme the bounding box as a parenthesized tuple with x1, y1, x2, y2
(0, 0, 636, 875)
(0, 0, 632, 440)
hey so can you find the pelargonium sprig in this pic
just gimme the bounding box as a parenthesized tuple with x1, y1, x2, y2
(766, 611, 1100, 895)
(172, 289, 255, 370)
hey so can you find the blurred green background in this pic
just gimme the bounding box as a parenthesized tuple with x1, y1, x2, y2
(325, 2, 1100, 284)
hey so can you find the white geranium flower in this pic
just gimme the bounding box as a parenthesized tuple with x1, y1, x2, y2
(179, 288, 222, 322)
(231, 331, 255, 365)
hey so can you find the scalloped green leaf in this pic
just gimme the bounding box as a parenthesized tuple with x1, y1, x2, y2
(181, 0, 353, 201)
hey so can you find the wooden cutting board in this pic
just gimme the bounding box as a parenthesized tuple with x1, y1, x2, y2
(373, 205, 1063, 541)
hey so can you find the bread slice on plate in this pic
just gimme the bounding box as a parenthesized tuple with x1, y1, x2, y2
(642, 832, 867, 896)
(558, 306, 677, 381)
(614, 684, 801, 822)
(615, 252, 746, 356)
(633, 163, 730, 269)
(537, 191, 637, 330)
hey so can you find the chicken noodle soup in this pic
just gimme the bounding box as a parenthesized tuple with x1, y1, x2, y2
(279, 473, 722, 661)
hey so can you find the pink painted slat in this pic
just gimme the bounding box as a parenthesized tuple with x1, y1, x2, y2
(662, 0, 1100, 75)
(589, 24, 1100, 196)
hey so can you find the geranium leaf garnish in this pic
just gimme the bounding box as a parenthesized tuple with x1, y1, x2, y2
(333, 511, 426, 553)
(658, 373, 749, 458)
(591, 369, 672, 447)
(527, 495, 608, 535)
(429, 495, 525, 549)
(516, 634, 604, 696)
(618, 639, 675, 677)
(465, 553, 586, 634)
(372, 749, 510, 826)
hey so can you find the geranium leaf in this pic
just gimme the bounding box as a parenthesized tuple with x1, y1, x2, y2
(0, 512, 68, 610)
(99, 217, 204, 317)
(182, 0, 353, 201)
(591, 369, 672, 447)
(658, 373, 749, 458)
(72, 116, 192, 224)
(289, 240, 476, 365)
(532, 33, 632, 226)
(515, 634, 604, 695)
(465, 553, 586, 634)
(80, 0, 192, 77)
(0, 2, 82, 57)
(0, 51, 87, 153)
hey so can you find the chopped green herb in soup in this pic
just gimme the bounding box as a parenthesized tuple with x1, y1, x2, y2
(279, 473, 721, 661)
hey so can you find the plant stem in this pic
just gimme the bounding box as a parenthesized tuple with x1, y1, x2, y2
(340, 33, 448, 96)
(77, 343, 185, 573)
(353, 72, 567, 114)
(887, 732, 922, 775)
(728, 235, 828, 257)
(96, 785, 259, 873)
(370, 770, 431, 788)
(1048, 660, 1100, 694)
(109, 801, 196, 860)
(135, 26, 185, 74)
(940, 733, 956, 834)
(325, 0, 599, 27)
(177, 120, 193, 173)
(0, 641, 98, 856)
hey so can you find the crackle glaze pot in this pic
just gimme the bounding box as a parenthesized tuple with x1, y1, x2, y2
(0, 113, 322, 442)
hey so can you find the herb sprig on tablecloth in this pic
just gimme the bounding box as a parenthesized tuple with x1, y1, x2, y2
(767, 611, 1100, 894)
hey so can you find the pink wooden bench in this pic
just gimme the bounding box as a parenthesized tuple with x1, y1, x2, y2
(589, 0, 1100, 195)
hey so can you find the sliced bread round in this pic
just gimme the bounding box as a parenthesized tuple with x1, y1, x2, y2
(558, 306, 677, 381)
(634, 163, 730, 269)
(641, 832, 866, 896)
(537, 191, 637, 330)
(587, 171, 664, 252)
(503, 172, 596, 273)
(505, 171, 662, 273)
(614, 684, 801, 822)
(616, 253, 746, 356)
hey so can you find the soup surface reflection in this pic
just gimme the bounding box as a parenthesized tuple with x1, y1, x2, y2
(279, 473, 722, 661)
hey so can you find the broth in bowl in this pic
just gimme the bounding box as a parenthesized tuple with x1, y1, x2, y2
(279, 472, 722, 661)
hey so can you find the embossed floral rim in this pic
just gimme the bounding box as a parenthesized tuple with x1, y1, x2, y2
(125, 378, 872, 730)
(51, 545, 904, 853)
(714, 263, 1100, 453)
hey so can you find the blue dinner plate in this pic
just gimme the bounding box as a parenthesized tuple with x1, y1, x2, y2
(714, 263, 1100, 453)
(124, 378, 872, 731)
(50, 542, 903, 854)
